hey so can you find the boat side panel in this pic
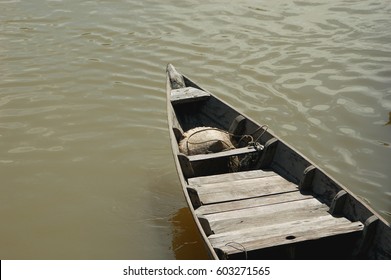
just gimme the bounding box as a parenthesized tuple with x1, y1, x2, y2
(172, 96, 241, 133)
(167, 75, 219, 259)
(270, 142, 312, 184)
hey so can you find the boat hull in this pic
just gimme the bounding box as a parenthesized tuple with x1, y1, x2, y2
(166, 64, 391, 260)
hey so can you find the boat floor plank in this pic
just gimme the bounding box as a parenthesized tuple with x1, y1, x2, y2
(188, 169, 276, 185)
(206, 198, 329, 234)
(195, 191, 312, 215)
(209, 216, 364, 255)
(195, 175, 297, 205)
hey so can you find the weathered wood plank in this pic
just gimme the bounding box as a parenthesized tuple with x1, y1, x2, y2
(170, 87, 211, 105)
(188, 169, 276, 185)
(187, 146, 258, 162)
(194, 175, 297, 205)
(195, 191, 312, 215)
(205, 198, 328, 233)
(167, 64, 186, 89)
(210, 214, 362, 243)
(209, 202, 330, 234)
(209, 216, 364, 255)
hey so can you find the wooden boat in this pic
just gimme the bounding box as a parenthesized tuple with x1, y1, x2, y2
(166, 64, 391, 260)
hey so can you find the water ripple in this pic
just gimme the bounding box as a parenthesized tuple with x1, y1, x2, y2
(1, 0, 391, 259)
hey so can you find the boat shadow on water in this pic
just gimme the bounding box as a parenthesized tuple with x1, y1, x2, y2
(170, 207, 210, 260)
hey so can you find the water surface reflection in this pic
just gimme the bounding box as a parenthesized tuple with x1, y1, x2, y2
(171, 207, 209, 260)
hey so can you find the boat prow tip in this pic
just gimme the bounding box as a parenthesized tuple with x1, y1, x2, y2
(166, 63, 175, 71)
(166, 64, 185, 89)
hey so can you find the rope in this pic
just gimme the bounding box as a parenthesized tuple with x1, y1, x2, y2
(225, 241, 248, 260)
(252, 124, 269, 143)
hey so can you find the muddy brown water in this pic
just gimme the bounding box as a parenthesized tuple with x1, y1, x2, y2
(1, 0, 390, 259)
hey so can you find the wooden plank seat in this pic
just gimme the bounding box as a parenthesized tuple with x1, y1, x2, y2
(189, 170, 301, 210)
(186, 146, 259, 162)
(205, 198, 334, 234)
(192, 173, 298, 205)
(187, 169, 364, 258)
(170, 87, 211, 105)
(178, 146, 260, 178)
(195, 192, 312, 216)
(189, 169, 277, 185)
(209, 214, 363, 257)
